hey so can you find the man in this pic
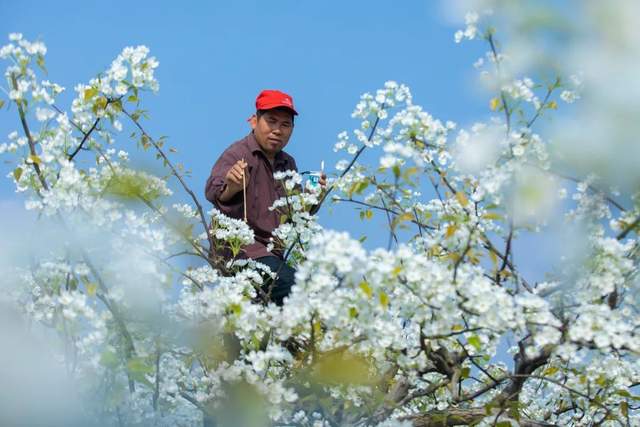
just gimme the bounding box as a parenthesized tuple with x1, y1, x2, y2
(205, 89, 325, 306)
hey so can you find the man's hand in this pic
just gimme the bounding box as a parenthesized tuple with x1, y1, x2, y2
(319, 173, 327, 189)
(219, 159, 248, 202)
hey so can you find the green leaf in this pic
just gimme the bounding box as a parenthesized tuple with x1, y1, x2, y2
(392, 165, 401, 178)
(496, 422, 513, 427)
(365, 209, 373, 220)
(0, 99, 5, 109)
(614, 389, 640, 400)
(396, 212, 413, 223)
(483, 212, 503, 220)
(28, 154, 42, 165)
(467, 335, 482, 351)
(311, 351, 375, 386)
(359, 281, 372, 299)
(456, 191, 469, 207)
(103, 171, 162, 202)
(84, 87, 98, 102)
(621, 401, 628, 418)
(379, 291, 389, 309)
(490, 97, 501, 111)
(92, 96, 108, 114)
(351, 180, 368, 195)
(543, 366, 559, 376)
(85, 283, 97, 297)
(111, 99, 122, 112)
(461, 367, 470, 378)
(127, 357, 154, 383)
(445, 224, 458, 238)
(100, 349, 119, 368)
(140, 134, 151, 150)
(36, 54, 47, 74)
(615, 389, 632, 398)
(13, 167, 23, 181)
(508, 401, 521, 421)
(229, 303, 242, 315)
(349, 307, 358, 318)
(484, 402, 494, 415)
(402, 166, 418, 181)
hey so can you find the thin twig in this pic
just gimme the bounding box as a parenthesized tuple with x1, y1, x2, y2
(618, 215, 640, 240)
(68, 115, 103, 160)
(123, 108, 218, 265)
(487, 33, 511, 133)
(11, 74, 49, 191)
(332, 197, 434, 230)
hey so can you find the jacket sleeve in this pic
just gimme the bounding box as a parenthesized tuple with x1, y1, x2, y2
(204, 147, 244, 219)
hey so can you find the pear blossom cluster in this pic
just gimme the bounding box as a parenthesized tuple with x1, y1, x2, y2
(267, 170, 324, 257)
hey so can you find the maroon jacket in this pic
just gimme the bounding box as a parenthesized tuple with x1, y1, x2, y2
(205, 132, 298, 259)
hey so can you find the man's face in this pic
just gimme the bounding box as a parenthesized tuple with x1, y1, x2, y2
(250, 109, 294, 158)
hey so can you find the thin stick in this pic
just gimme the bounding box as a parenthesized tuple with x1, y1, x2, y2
(242, 158, 247, 222)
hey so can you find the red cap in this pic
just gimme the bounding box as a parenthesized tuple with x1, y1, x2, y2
(255, 89, 298, 115)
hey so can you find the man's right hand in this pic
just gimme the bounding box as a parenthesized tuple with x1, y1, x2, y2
(219, 159, 249, 202)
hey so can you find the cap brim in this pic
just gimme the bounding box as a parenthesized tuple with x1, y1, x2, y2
(259, 103, 298, 115)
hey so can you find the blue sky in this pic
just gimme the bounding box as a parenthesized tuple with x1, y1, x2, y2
(1, 1, 545, 266)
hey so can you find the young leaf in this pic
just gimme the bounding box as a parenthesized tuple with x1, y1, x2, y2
(379, 291, 389, 309)
(13, 167, 23, 181)
(359, 281, 372, 298)
(456, 191, 469, 207)
(100, 350, 119, 368)
(461, 367, 471, 378)
(490, 97, 501, 111)
(28, 154, 42, 165)
(84, 87, 98, 101)
(467, 335, 482, 351)
(445, 224, 458, 238)
(36, 54, 47, 73)
(85, 283, 98, 297)
(489, 249, 498, 267)
(483, 212, 502, 221)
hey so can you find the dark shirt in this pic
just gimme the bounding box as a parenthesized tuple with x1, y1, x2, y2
(205, 132, 298, 259)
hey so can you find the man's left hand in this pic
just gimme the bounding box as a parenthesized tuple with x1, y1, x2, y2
(319, 173, 327, 189)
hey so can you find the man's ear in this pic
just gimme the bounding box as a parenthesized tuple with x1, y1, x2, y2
(248, 114, 257, 129)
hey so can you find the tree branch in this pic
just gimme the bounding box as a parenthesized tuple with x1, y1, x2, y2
(618, 215, 640, 240)
(11, 74, 49, 191)
(401, 407, 557, 427)
(122, 108, 218, 266)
